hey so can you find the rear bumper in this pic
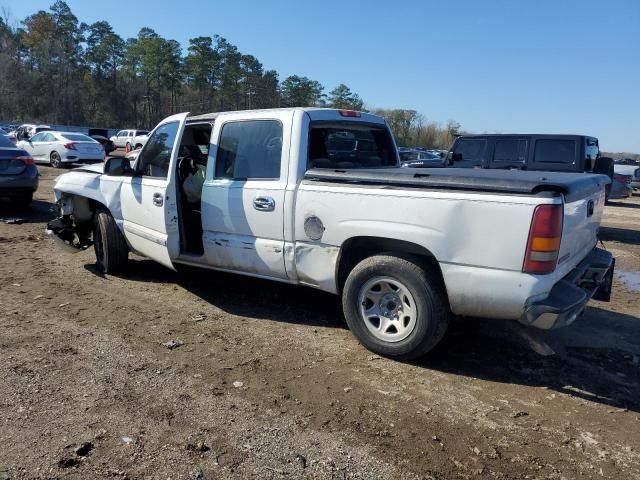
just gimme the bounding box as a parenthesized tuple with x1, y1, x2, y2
(519, 248, 614, 330)
(0, 166, 39, 196)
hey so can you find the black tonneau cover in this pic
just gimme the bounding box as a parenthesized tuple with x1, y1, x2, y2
(304, 168, 609, 202)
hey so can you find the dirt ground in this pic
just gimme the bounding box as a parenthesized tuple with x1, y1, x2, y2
(1, 164, 639, 480)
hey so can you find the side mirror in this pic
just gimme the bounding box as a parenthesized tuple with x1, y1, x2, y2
(104, 157, 134, 176)
(446, 151, 454, 166)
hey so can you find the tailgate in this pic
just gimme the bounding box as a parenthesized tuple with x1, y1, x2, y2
(557, 185, 605, 273)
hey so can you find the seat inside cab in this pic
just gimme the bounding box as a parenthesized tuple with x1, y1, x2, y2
(176, 122, 212, 255)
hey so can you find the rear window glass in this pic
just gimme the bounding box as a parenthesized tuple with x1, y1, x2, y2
(62, 134, 93, 142)
(0, 135, 15, 148)
(135, 130, 149, 136)
(35, 127, 51, 133)
(534, 139, 576, 164)
(452, 138, 487, 165)
(308, 124, 396, 169)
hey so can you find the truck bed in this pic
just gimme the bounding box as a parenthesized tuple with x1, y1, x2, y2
(304, 167, 609, 202)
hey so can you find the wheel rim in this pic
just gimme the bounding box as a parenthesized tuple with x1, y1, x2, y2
(51, 152, 61, 167)
(358, 276, 418, 343)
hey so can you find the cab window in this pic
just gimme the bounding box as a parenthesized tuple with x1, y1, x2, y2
(214, 120, 283, 179)
(136, 122, 180, 178)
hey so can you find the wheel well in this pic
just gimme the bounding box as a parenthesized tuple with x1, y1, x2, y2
(336, 236, 446, 294)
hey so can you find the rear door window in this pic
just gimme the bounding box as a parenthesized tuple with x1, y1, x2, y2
(214, 120, 283, 179)
(533, 139, 576, 164)
(452, 138, 487, 167)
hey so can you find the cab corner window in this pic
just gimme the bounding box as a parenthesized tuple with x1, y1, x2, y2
(214, 120, 283, 180)
(136, 122, 180, 178)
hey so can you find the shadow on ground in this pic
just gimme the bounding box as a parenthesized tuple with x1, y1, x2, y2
(600, 226, 640, 245)
(606, 200, 640, 209)
(0, 199, 55, 223)
(86, 258, 640, 413)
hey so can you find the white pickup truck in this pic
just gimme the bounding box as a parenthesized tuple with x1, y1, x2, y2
(47, 108, 614, 359)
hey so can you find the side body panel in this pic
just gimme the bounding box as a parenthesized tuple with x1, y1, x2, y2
(293, 183, 558, 318)
(200, 110, 293, 279)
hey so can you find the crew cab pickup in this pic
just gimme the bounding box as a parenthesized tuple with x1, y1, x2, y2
(47, 108, 614, 359)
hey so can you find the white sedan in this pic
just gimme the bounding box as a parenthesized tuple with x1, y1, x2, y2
(18, 131, 105, 168)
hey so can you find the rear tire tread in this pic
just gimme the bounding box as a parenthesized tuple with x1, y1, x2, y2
(342, 254, 449, 360)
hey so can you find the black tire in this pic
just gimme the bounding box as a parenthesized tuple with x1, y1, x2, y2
(94, 209, 129, 274)
(50, 151, 63, 168)
(342, 255, 449, 360)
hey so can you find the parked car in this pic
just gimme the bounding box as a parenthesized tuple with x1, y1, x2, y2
(47, 108, 613, 360)
(110, 129, 149, 151)
(90, 135, 116, 155)
(0, 133, 38, 205)
(131, 132, 149, 150)
(11, 124, 53, 141)
(609, 173, 633, 199)
(17, 131, 105, 168)
(614, 164, 640, 190)
(400, 149, 447, 168)
(447, 134, 614, 200)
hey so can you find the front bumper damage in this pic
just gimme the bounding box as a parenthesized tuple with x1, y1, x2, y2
(46, 200, 93, 253)
(519, 247, 614, 330)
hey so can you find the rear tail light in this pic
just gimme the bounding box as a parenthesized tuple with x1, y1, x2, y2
(63, 142, 77, 150)
(14, 155, 34, 166)
(613, 173, 632, 184)
(523, 204, 563, 274)
(338, 110, 361, 117)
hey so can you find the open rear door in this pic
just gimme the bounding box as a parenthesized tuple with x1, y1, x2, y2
(118, 112, 190, 269)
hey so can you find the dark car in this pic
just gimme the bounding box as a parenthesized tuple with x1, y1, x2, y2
(0, 134, 38, 205)
(90, 134, 116, 155)
(400, 149, 446, 168)
(447, 134, 614, 199)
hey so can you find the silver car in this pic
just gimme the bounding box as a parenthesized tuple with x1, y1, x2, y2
(17, 131, 105, 168)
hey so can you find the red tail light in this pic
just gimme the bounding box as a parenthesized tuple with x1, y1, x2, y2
(63, 142, 77, 150)
(15, 155, 34, 166)
(613, 173, 632, 184)
(523, 204, 563, 274)
(338, 110, 361, 117)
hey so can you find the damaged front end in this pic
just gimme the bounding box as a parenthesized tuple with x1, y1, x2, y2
(46, 198, 93, 253)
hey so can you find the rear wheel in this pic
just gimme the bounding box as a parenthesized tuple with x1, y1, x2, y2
(50, 151, 62, 168)
(342, 255, 449, 360)
(94, 209, 129, 274)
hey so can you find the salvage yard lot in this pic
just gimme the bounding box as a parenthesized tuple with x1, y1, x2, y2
(1, 166, 639, 479)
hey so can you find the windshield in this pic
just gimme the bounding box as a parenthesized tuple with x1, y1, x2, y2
(308, 124, 397, 169)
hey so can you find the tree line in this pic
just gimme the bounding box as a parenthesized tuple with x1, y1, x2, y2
(0, 1, 459, 149)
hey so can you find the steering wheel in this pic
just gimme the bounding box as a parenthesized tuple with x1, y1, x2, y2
(178, 154, 195, 182)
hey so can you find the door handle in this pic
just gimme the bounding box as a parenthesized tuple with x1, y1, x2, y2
(253, 196, 275, 211)
(153, 192, 163, 207)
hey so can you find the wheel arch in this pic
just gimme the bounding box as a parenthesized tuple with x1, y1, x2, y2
(336, 236, 448, 300)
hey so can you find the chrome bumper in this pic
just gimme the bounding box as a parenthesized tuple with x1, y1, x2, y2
(519, 248, 614, 330)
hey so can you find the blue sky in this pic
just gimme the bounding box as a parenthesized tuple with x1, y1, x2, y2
(2, 0, 639, 152)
